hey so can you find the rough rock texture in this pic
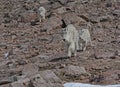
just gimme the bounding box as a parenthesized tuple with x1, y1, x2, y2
(0, 0, 120, 86)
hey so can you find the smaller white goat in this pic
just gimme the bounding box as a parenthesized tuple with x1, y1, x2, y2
(79, 28, 92, 51)
(38, 7, 46, 22)
(63, 24, 79, 57)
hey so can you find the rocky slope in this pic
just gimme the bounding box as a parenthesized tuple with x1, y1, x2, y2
(0, 0, 120, 87)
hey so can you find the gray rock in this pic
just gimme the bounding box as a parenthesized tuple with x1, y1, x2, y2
(22, 63, 39, 76)
(112, 10, 120, 16)
(105, 2, 112, 7)
(116, 50, 120, 56)
(99, 16, 109, 22)
(90, 16, 99, 23)
(58, 0, 68, 5)
(0, 84, 11, 87)
(0, 76, 16, 85)
(118, 25, 120, 29)
(11, 78, 31, 87)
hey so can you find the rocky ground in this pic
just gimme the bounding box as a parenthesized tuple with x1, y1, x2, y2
(0, 0, 120, 87)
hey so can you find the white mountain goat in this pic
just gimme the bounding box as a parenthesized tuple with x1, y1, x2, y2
(38, 7, 46, 22)
(79, 28, 92, 51)
(63, 24, 80, 57)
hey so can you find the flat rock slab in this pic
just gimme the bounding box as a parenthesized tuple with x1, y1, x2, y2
(65, 65, 87, 76)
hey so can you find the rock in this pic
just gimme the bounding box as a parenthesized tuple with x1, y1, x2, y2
(49, 2, 62, 10)
(81, 0, 89, 4)
(30, 74, 49, 87)
(105, 2, 112, 7)
(116, 50, 120, 56)
(65, 65, 87, 76)
(39, 0, 49, 5)
(16, 75, 26, 81)
(11, 78, 31, 87)
(54, 7, 67, 14)
(112, 10, 120, 16)
(22, 63, 39, 76)
(0, 60, 8, 68)
(38, 35, 53, 43)
(93, 27, 106, 40)
(0, 76, 16, 85)
(40, 70, 62, 83)
(29, 53, 51, 63)
(41, 16, 62, 32)
(40, 70, 62, 87)
(103, 70, 120, 84)
(16, 59, 27, 65)
(78, 14, 90, 22)
(89, 74, 104, 83)
(30, 70, 62, 87)
(117, 25, 120, 29)
(62, 13, 86, 26)
(58, 0, 68, 5)
(20, 10, 38, 23)
(95, 49, 116, 59)
(90, 16, 99, 23)
(0, 84, 11, 87)
(99, 16, 109, 22)
(52, 34, 63, 43)
(113, 61, 120, 69)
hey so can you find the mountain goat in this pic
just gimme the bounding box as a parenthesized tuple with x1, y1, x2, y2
(63, 24, 80, 57)
(38, 7, 46, 22)
(79, 28, 92, 51)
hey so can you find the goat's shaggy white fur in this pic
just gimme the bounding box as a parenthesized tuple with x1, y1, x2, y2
(38, 7, 46, 22)
(63, 24, 79, 57)
(79, 28, 92, 51)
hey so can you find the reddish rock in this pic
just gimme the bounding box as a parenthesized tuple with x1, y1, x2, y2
(20, 11, 38, 23)
(62, 13, 86, 26)
(65, 65, 87, 76)
(39, 0, 49, 5)
(41, 16, 62, 32)
(95, 49, 115, 59)
(40, 70, 62, 83)
(0, 84, 11, 87)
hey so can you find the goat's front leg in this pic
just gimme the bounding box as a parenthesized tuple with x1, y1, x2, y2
(68, 45, 72, 57)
